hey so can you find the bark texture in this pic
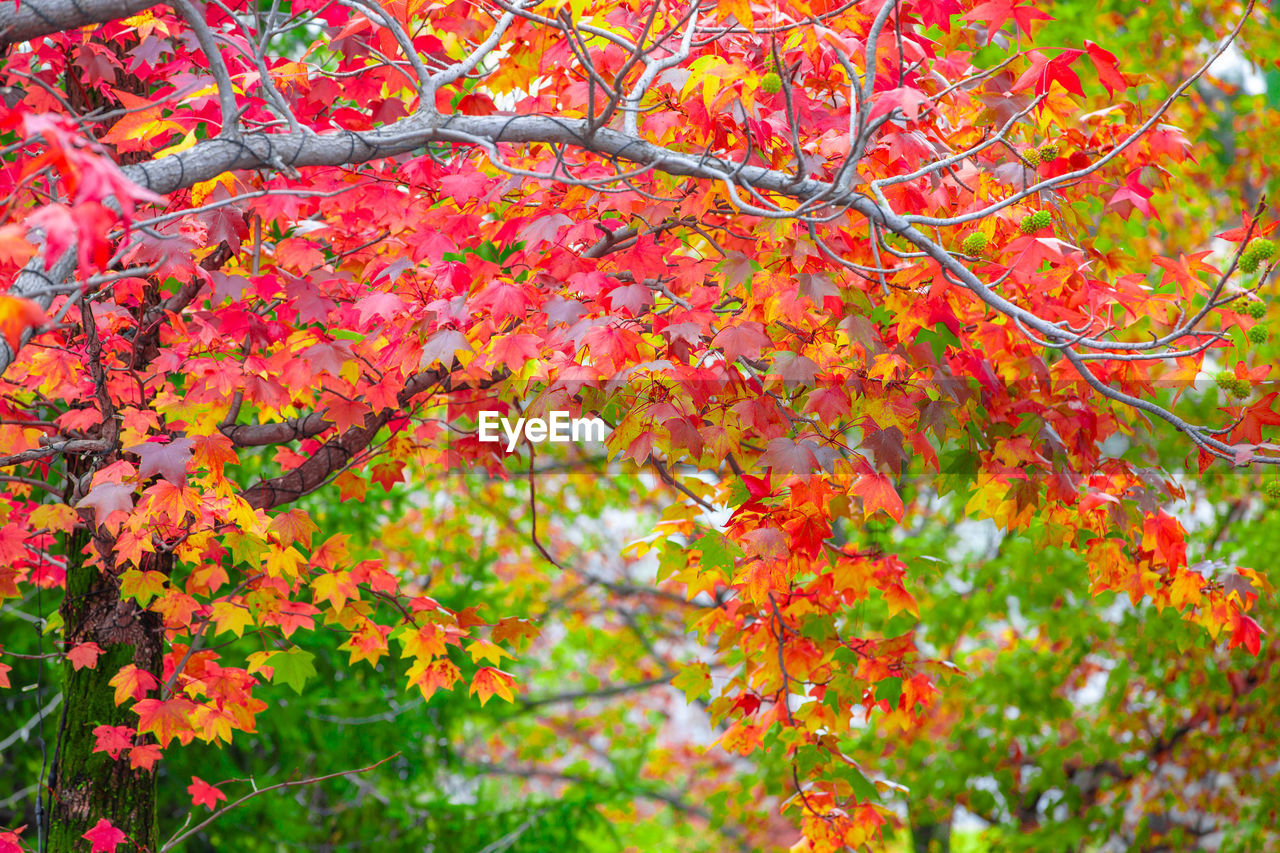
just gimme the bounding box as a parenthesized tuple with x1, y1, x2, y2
(48, 528, 167, 852)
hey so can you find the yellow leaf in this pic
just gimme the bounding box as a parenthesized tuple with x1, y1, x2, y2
(29, 502, 78, 533)
(466, 638, 513, 666)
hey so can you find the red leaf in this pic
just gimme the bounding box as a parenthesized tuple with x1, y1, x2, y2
(0, 826, 26, 853)
(82, 819, 126, 853)
(187, 776, 228, 810)
(133, 696, 197, 747)
(1085, 41, 1127, 95)
(966, 0, 1052, 44)
(92, 724, 134, 760)
(129, 743, 163, 771)
(712, 322, 770, 362)
(1013, 50, 1084, 97)
(1229, 613, 1264, 656)
(851, 473, 904, 521)
(67, 642, 103, 671)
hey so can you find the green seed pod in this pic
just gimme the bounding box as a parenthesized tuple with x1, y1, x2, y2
(961, 232, 988, 255)
(1030, 210, 1052, 231)
(1039, 143, 1059, 161)
(1247, 300, 1267, 320)
(1248, 324, 1269, 345)
(1229, 379, 1252, 400)
(1019, 215, 1035, 234)
(1023, 149, 1040, 166)
(1246, 238, 1276, 261)
(760, 72, 782, 94)
(1265, 480, 1280, 501)
(1240, 253, 1261, 274)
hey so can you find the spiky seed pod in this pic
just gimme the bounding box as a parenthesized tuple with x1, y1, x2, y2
(1023, 148, 1041, 166)
(961, 232, 988, 255)
(1020, 215, 1035, 234)
(1265, 480, 1280, 501)
(1229, 379, 1253, 400)
(1248, 324, 1269, 345)
(1215, 371, 1235, 388)
(760, 72, 782, 94)
(1246, 238, 1276, 262)
(1240, 253, 1261, 274)
(1247, 300, 1268, 320)
(1030, 210, 1052, 231)
(1039, 143, 1059, 160)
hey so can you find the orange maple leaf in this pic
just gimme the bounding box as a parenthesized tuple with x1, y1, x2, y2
(469, 666, 516, 706)
(133, 696, 197, 747)
(0, 295, 46, 351)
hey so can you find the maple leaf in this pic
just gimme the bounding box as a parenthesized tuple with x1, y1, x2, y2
(1229, 613, 1264, 656)
(67, 642, 103, 671)
(119, 569, 168, 606)
(711, 322, 769, 362)
(0, 826, 25, 853)
(851, 473, 905, 522)
(490, 617, 541, 648)
(407, 658, 461, 699)
(469, 666, 516, 706)
(313, 570, 359, 613)
(1085, 41, 1127, 95)
(868, 87, 932, 122)
(966, 0, 1052, 44)
(92, 725, 135, 760)
(269, 509, 320, 549)
(29, 502, 79, 533)
(109, 664, 159, 706)
(134, 697, 197, 747)
(420, 329, 471, 368)
(1013, 50, 1085, 97)
(671, 661, 712, 702)
(759, 437, 821, 479)
(82, 819, 126, 853)
(466, 638, 513, 666)
(129, 743, 163, 771)
(1107, 169, 1156, 219)
(488, 334, 541, 372)
(0, 296, 46, 350)
(187, 776, 228, 810)
(269, 648, 317, 694)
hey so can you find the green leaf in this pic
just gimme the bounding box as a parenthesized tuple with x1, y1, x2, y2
(876, 677, 903, 708)
(271, 648, 317, 695)
(669, 661, 711, 703)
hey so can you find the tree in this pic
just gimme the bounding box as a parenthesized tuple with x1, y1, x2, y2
(0, 0, 1276, 850)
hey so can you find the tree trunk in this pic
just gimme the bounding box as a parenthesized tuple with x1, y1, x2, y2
(911, 809, 952, 853)
(911, 814, 952, 853)
(47, 527, 167, 852)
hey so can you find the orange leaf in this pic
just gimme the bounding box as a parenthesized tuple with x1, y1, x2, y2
(469, 666, 516, 706)
(0, 296, 46, 351)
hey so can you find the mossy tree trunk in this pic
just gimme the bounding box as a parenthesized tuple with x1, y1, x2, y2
(47, 527, 168, 852)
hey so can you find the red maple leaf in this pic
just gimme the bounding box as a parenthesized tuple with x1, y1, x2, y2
(966, 0, 1052, 44)
(82, 819, 126, 853)
(91, 725, 134, 760)
(187, 776, 228, 810)
(67, 642, 103, 671)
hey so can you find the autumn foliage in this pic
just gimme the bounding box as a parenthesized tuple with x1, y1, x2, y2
(1, 0, 1278, 849)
